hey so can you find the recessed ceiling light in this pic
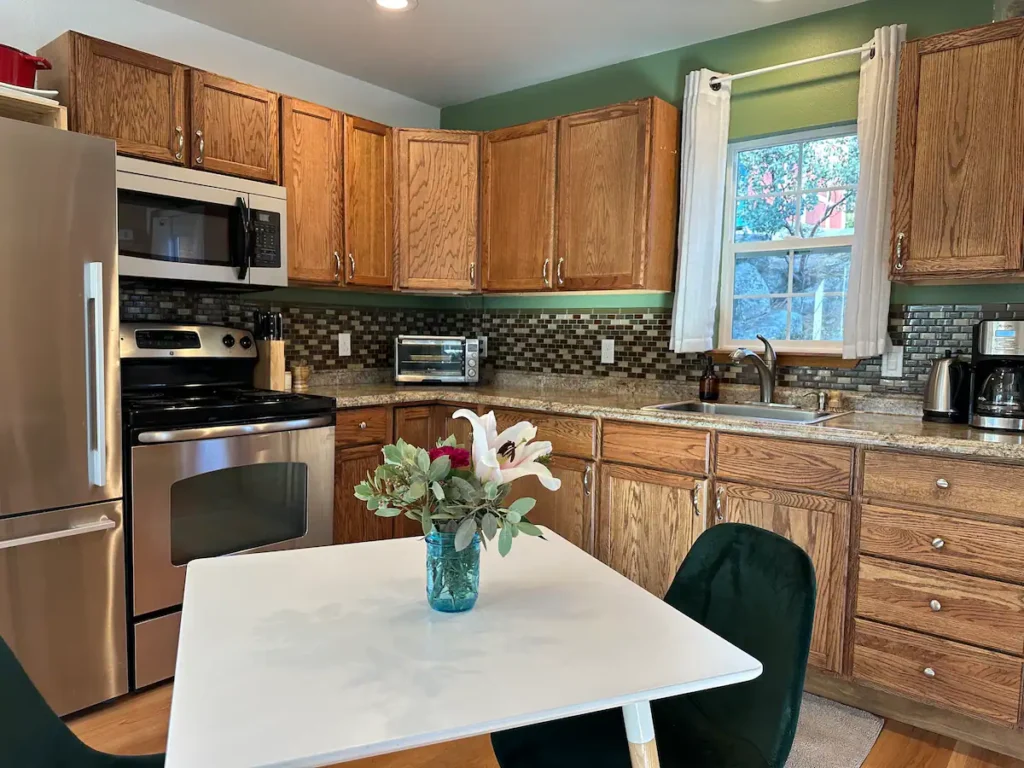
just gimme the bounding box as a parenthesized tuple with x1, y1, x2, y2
(371, 0, 417, 10)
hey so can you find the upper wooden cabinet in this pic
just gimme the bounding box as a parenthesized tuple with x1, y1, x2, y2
(556, 97, 679, 291)
(281, 97, 342, 285)
(190, 70, 280, 183)
(394, 129, 480, 292)
(38, 32, 187, 165)
(891, 19, 1024, 280)
(344, 116, 394, 288)
(481, 120, 557, 291)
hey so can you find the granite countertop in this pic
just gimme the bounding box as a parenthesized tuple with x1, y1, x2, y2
(308, 383, 1024, 461)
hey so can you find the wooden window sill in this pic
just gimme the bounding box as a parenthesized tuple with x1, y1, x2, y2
(709, 351, 861, 369)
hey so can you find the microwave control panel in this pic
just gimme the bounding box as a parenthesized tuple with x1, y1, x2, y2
(251, 210, 282, 268)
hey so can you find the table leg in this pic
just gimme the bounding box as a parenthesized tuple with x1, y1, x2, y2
(622, 701, 660, 768)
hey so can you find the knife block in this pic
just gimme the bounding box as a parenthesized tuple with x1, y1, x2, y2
(254, 340, 287, 391)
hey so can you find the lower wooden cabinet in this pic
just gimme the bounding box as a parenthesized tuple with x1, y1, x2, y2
(716, 482, 850, 674)
(392, 406, 436, 538)
(333, 444, 392, 544)
(502, 456, 595, 553)
(434, 404, 476, 448)
(598, 464, 706, 597)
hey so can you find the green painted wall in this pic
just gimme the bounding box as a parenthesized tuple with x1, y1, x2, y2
(440, 0, 1011, 310)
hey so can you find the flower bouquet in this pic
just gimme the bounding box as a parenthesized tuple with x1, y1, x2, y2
(354, 409, 560, 612)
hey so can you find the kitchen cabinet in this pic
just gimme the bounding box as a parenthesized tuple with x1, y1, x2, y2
(598, 464, 707, 597)
(434, 404, 476, 448)
(891, 19, 1024, 280)
(556, 97, 679, 291)
(394, 129, 480, 291)
(716, 434, 852, 497)
(344, 116, 394, 287)
(392, 406, 436, 538)
(503, 456, 595, 553)
(481, 120, 557, 291)
(334, 444, 392, 544)
(189, 70, 279, 183)
(281, 97, 342, 285)
(37, 32, 188, 165)
(715, 482, 849, 674)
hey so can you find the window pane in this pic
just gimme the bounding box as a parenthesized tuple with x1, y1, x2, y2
(802, 135, 860, 189)
(791, 295, 846, 341)
(800, 190, 856, 238)
(733, 297, 788, 341)
(734, 252, 790, 295)
(735, 196, 798, 242)
(736, 144, 800, 197)
(793, 248, 851, 293)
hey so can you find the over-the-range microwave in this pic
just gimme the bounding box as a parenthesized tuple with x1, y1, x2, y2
(116, 156, 287, 288)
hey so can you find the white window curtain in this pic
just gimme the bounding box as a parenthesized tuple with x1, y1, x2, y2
(842, 24, 907, 359)
(669, 69, 732, 353)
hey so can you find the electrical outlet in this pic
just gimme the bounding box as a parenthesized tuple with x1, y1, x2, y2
(478, 336, 488, 358)
(881, 344, 904, 378)
(338, 332, 352, 357)
(601, 339, 615, 364)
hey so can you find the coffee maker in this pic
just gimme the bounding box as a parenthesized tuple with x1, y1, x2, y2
(970, 320, 1024, 432)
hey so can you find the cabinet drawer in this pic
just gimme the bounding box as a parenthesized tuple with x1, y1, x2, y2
(860, 504, 1024, 583)
(853, 619, 1023, 725)
(716, 435, 852, 496)
(335, 407, 388, 446)
(601, 421, 709, 475)
(862, 451, 1024, 521)
(493, 409, 596, 459)
(857, 557, 1024, 655)
(134, 612, 181, 689)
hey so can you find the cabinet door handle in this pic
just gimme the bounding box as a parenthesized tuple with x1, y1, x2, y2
(935, 478, 949, 489)
(583, 465, 592, 497)
(923, 667, 936, 678)
(930, 599, 942, 612)
(692, 485, 701, 516)
(348, 253, 356, 280)
(174, 125, 184, 160)
(359, 422, 368, 430)
(542, 258, 550, 287)
(715, 487, 724, 522)
(333, 251, 341, 281)
(469, 263, 476, 285)
(895, 232, 906, 271)
(195, 129, 205, 164)
(556, 257, 565, 287)
(931, 537, 945, 550)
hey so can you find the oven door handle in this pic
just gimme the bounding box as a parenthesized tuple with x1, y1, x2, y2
(137, 415, 334, 444)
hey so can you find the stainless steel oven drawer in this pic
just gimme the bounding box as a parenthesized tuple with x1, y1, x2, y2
(134, 612, 182, 689)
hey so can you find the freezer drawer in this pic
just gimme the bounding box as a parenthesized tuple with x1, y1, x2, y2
(134, 612, 181, 689)
(0, 500, 128, 716)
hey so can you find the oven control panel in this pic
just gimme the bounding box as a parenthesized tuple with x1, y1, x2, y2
(121, 324, 257, 359)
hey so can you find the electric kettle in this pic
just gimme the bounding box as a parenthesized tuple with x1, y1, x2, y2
(922, 351, 969, 423)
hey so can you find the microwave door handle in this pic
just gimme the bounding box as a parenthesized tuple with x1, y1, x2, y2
(234, 196, 251, 281)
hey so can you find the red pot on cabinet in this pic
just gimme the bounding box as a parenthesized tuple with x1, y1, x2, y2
(0, 44, 51, 88)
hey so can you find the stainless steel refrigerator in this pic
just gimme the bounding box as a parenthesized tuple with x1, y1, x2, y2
(0, 117, 125, 715)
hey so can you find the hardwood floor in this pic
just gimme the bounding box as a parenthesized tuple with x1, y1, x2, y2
(68, 684, 1024, 767)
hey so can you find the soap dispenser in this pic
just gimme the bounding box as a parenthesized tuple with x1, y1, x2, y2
(699, 354, 720, 402)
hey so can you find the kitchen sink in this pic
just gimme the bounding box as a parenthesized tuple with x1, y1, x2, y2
(641, 401, 848, 424)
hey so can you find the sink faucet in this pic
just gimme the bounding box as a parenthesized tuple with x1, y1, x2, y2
(730, 335, 777, 404)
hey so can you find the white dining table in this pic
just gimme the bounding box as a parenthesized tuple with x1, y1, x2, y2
(165, 531, 762, 768)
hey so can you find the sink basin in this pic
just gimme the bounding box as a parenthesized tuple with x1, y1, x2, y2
(642, 401, 848, 424)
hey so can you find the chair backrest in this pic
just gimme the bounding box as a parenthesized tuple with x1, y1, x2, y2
(0, 632, 92, 767)
(664, 523, 816, 768)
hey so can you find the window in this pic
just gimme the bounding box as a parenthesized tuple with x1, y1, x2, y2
(719, 125, 859, 353)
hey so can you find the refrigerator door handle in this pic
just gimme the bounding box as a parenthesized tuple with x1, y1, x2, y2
(0, 516, 116, 551)
(84, 262, 106, 487)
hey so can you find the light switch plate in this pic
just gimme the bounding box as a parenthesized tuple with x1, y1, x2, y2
(881, 344, 904, 378)
(478, 336, 488, 358)
(601, 339, 615, 364)
(338, 332, 352, 357)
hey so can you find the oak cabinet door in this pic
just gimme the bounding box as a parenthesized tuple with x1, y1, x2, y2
(503, 456, 595, 553)
(557, 101, 649, 290)
(63, 34, 187, 164)
(392, 406, 436, 538)
(190, 70, 280, 182)
(598, 464, 703, 597)
(481, 120, 557, 291)
(395, 130, 480, 291)
(334, 445, 393, 544)
(344, 116, 394, 288)
(892, 20, 1024, 278)
(281, 98, 342, 285)
(433, 404, 476, 448)
(716, 482, 850, 674)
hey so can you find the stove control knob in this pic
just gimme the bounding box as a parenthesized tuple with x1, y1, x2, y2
(222, 334, 236, 348)
(239, 336, 253, 350)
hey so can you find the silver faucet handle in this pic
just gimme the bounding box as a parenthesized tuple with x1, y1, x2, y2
(756, 335, 777, 371)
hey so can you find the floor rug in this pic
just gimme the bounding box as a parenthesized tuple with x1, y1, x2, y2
(786, 693, 885, 768)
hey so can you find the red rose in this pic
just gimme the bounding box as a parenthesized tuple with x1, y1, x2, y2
(428, 446, 471, 469)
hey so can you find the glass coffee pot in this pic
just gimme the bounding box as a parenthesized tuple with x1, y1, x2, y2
(976, 365, 1024, 417)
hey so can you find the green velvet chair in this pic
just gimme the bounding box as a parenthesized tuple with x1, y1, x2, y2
(0, 634, 165, 767)
(491, 523, 816, 768)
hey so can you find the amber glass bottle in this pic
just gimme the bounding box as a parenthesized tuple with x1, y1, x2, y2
(699, 355, 720, 402)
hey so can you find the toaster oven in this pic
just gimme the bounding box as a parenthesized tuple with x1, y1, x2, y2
(395, 336, 479, 384)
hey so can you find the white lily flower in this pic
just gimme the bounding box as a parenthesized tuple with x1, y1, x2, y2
(452, 409, 561, 491)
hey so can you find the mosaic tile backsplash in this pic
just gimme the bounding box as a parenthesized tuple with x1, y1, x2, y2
(119, 281, 997, 397)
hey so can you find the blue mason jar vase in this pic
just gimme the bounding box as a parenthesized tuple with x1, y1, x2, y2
(425, 531, 480, 613)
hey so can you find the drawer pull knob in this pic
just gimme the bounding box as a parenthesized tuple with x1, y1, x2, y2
(923, 667, 936, 678)
(930, 599, 942, 612)
(935, 478, 949, 489)
(931, 537, 945, 550)
(359, 422, 367, 429)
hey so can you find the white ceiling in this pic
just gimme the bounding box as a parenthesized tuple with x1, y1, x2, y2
(136, 0, 869, 107)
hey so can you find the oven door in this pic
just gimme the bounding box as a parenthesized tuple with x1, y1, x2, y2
(129, 419, 334, 618)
